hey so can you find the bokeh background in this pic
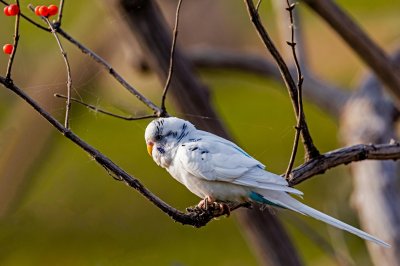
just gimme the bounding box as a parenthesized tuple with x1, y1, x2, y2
(0, 0, 399, 265)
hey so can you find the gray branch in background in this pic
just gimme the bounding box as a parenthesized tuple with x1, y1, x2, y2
(189, 48, 349, 117)
(302, 0, 400, 109)
(340, 57, 400, 264)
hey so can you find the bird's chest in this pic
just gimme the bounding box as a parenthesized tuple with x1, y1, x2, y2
(167, 163, 249, 202)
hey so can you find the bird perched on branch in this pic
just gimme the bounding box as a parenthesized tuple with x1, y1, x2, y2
(145, 117, 389, 247)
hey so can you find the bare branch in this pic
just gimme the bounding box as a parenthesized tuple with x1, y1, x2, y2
(244, 0, 320, 160)
(5, 0, 20, 80)
(303, 0, 400, 109)
(43, 17, 73, 129)
(255, 0, 262, 11)
(54, 93, 157, 121)
(285, 0, 305, 178)
(160, 0, 183, 116)
(57, 0, 65, 25)
(288, 143, 400, 186)
(56, 28, 162, 116)
(11, 2, 163, 117)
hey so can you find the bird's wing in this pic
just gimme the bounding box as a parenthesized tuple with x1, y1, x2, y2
(176, 133, 302, 195)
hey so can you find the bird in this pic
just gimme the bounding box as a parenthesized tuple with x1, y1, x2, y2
(144, 116, 390, 247)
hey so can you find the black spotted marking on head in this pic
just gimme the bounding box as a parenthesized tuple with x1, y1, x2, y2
(165, 130, 178, 138)
(176, 122, 189, 143)
(188, 138, 202, 142)
(157, 147, 165, 154)
(189, 147, 198, 151)
(201, 150, 209, 154)
(154, 119, 165, 140)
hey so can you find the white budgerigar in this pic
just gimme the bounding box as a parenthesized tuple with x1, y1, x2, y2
(145, 117, 389, 247)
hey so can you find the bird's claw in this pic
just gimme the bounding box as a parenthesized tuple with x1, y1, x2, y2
(197, 196, 214, 210)
(196, 196, 231, 217)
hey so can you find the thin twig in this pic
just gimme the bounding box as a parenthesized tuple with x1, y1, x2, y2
(54, 93, 157, 121)
(57, 0, 65, 25)
(57, 28, 162, 116)
(244, 0, 320, 160)
(22, 2, 161, 117)
(5, 0, 20, 80)
(160, 0, 183, 116)
(256, 0, 262, 11)
(43, 17, 72, 129)
(285, 1, 305, 178)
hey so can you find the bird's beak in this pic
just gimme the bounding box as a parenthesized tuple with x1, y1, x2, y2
(147, 141, 154, 156)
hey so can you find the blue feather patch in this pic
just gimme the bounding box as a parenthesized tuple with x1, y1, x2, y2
(249, 192, 286, 209)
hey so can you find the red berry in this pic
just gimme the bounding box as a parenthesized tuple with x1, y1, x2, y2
(34, 6, 41, 16)
(7, 4, 19, 16)
(3, 6, 11, 16)
(47, 5, 58, 16)
(38, 5, 48, 17)
(3, 44, 13, 55)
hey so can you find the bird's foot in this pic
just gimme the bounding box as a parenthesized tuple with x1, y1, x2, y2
(196, 196, 231, 217)
(216, 202, 231, 217)
(197, 196, 215, 210)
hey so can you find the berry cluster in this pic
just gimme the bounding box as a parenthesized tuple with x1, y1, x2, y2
(2, 3, 59, 55)
(3, 4, 19, 16)
(2, 3, 20, 55)
(35, 4, 58, 17)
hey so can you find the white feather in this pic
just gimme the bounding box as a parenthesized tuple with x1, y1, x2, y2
(257, 190, 390, 247)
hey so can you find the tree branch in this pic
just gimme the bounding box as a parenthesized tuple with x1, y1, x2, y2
(55, 27, 163, 116)
(160, 0, 183, 116)
(302, 0, 400, 109)
(284, 1, 305, 178)
(340, 52, 400, 263)
(8, 1, 163, 117)
(57, 0, 66, 26)
(288, 143, 400, 186)
(43, 17, 73, 129)
(188, 48, 349, 117)
(244, 0, 320, 160)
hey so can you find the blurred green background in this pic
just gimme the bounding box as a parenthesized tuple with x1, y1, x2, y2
(0, 0, 399, 265)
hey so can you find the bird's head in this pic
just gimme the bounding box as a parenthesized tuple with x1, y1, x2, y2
(145, 117, 196, 160)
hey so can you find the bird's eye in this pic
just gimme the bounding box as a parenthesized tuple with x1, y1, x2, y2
(155, 134, 162, 141)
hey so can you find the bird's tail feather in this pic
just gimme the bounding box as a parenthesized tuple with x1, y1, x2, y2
(255, 190, 390, 248)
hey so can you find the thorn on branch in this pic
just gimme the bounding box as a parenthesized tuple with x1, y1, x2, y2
(286, 3, 296, 11)
(286, 41, 296, 47)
